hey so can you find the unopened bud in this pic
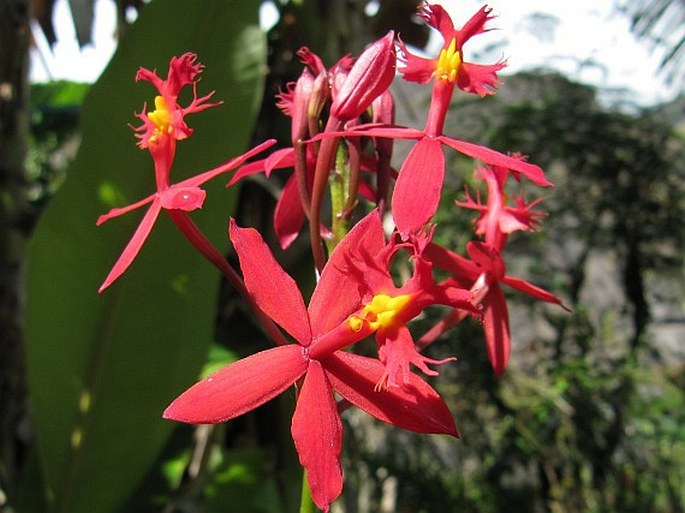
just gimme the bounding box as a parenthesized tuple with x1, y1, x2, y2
(331, 31, 396, 121)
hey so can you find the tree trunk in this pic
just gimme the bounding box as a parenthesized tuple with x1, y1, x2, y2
(0, 0, 33, 510)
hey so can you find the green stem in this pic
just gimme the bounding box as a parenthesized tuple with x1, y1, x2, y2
(327, 142, 350, 254)
(299, 471, 317, 513)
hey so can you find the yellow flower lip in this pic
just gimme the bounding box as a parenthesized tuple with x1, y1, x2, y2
(348, 293, 412, 333)
(147, 95, 174, 137)
(435, 38, 462, 83)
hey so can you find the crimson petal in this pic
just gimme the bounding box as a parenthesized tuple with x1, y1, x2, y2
(308, 210, 385, 337)
(438, 135, 551, 187)
(163, 345, 307, 424)
(392, 137, 445, 238)
(99, 200, 163, 293)
(230, 220, 312, 345)
(291, 360, 343, 513)
(502, 275, 567, 308)
(274, 174, 306, 250)
(324, 352, 458, 436)
(483, 285, 510, 377)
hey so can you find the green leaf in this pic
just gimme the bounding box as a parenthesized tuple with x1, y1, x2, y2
(205, 446, 287, 513)
(25, 1, 265, 512)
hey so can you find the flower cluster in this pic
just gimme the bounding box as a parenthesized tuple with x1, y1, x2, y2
(97, 4, 566, 512)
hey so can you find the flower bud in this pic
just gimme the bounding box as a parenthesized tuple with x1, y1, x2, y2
(330, 31, 396, 121)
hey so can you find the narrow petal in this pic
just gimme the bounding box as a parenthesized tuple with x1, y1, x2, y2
(96, 193, 156, 226)
(164, 345, 306, 424)
(483, 285, 511, 377)
(291, 360, 343, 513)
(274, 175, 305, 249)
(392, 137, 445, 238)
(309, 123, 425, 143)
(227, 147, 297, 187)
(99, 200, 163, 293)
(324, 352, 458, 436)
(229, 220, 312, 345)
(424, 242, 480, 282)
(308, 210, 385, 337)
(438, 135, 551, 187)
(226, 160, 266, 186)
(179, 139, 277, 189)
(502, 275, 567, 307)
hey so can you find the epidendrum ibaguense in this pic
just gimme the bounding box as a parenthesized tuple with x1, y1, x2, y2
(96, 3, 566, 511)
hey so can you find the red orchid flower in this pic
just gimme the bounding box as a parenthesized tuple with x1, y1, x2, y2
(331, 216, 478, 388)
(164, 211, 458, 512)
(398, 3, 505, 97)
(425, 240, 567, 376)
(458, 164, 547, 250)
(96, 52, 276, 291)
(134, 53, 219, 149)
(97, 140, 274, 292)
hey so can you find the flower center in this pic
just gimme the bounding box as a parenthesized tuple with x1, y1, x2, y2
(348, 293, 412, 333)
(147, 96, 174, 141)
(435, 38, 462, 83)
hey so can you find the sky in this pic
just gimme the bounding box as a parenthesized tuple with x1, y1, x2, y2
(29, 0, 681, 108)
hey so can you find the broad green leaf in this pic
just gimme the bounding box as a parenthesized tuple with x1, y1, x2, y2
(204, 446, 287, 513)
(25, 1, 265, 512)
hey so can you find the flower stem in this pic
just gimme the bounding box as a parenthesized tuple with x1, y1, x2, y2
(327, 142, 350, 253)
(167, 210, 289, 347)
(299, 471, 317, 513)
(309, 115, 343, 272)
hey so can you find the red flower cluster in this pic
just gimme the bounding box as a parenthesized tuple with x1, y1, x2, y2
(97, 4, 567, 511)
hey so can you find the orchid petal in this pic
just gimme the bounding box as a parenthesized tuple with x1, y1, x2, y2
(264, 147, 296, 176)
(424, 242, 480, 282)
(324, 352, 458, 436)
(309, 123, 425, 143)
(483, 285, 510, 377)
(179, 139, 277, 189)
(229, 220, 312, 345)
(392, 137, 445, 238)
(274, 175, 306, 250)
(99, 200, 163, 293)
(309, 210, 385, 337)
(458, 61, 506, 97)
(291, 360, 343, 512)
(377, 325, 454, 388)
(456, 5, 495, 46)
(502, 275, 566, 307)
(420, 3, 458, 41)
(163, 345, 307, 423)
(467, 241, 506, 281)
(96, 193, 156, 226)
(438, 135, 551, 187)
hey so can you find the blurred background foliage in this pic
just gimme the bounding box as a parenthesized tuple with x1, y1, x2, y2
(0, 0, 683, 512)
